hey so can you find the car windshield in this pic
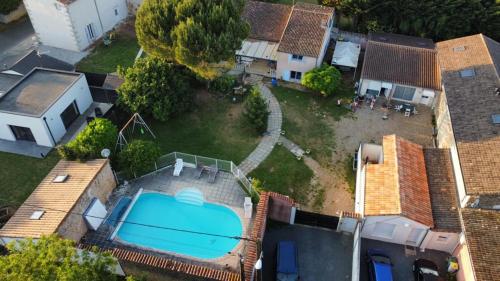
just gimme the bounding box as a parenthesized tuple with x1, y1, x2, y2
(371, 255, 391, 264)
(421, 267, 439, 276)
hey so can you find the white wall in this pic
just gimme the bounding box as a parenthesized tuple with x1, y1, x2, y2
(94, 0, 127, 32)
(361, 216, 429, 246)
(276, 52, 317, 83)
(420, 230, 460, 253)
(359, 79, 438, 106)
(42, 74, 93, 144)
(24, 0, 79, 51)
(0, 112, 52, 146)
(67, 0, 104, 51)
(317, 17, 333, 66)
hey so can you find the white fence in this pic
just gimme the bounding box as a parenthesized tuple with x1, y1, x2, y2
(117, 151, 255, 197)
(351, 222, 362, 281)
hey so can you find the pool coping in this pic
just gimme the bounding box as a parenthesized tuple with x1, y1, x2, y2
(111, 189, 250, 271)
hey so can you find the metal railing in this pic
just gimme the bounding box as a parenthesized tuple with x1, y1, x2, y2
(115, 152, 255, 197)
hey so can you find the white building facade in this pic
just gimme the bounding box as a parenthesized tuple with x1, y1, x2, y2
(24, 0, 128, 51)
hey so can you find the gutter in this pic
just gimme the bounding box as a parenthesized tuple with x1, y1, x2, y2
(43, 117, 56, 146)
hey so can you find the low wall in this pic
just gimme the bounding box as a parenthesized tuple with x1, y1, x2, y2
(0, 4, 26, 24)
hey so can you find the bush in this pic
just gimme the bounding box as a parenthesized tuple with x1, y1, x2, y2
(0, 0, 21, 14)
(119, 140, 161, 177)
(301, 64, 342, 97)
(250, 178, 264, 204)
(58, 118, 118, 161)
(243, 87, 269, 133)
(209, 75, 237, 95)
(117, 57, 194, 121)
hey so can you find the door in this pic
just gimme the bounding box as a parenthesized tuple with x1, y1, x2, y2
(60, 101, 80, 129)
(9, 125, 36, 142)
(282, 70, 290, 81)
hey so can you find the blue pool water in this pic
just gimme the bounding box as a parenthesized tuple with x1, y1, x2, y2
(116, 192, 242, 259)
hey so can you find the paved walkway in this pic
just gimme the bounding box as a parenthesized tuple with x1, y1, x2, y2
(238, 83, 282, 175)
(279, 136, 305, 158)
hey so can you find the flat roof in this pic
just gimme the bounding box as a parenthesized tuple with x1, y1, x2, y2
(0, 159, 108, 239)
(0, 68, 81, 117)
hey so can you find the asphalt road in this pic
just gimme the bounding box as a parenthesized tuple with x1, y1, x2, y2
(0, 17, 35, 69)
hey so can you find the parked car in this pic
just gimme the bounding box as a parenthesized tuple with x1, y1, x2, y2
(413, 259, 441, 281)
(366, 249, 394, 281)
(276, 241, 299, 281)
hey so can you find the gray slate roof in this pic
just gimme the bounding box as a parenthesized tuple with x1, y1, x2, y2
(10, 50, 74, 75)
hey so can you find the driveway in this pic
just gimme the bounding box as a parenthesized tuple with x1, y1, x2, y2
(0, 17, 35, 69)
(360, 238, 451, 281)
(262, 223, 353, 281)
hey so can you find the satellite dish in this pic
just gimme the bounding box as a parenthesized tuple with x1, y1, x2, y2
(101, 148, 111, 158)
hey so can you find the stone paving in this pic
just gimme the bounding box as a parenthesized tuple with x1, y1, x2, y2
(238, 83, 282, 175)
(279, 136, 305, 158)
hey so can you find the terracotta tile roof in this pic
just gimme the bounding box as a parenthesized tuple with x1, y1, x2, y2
(461, 208, 500, 281)
(242, 1, 292, 42)
(369, 32, 435, 49)
(361, 36, 441, 91)
(423, 148, 461, 232)
(437, 34, 500, 195)
(0, 160, 109, 238)
(277, 3, 334, 57)
(364, 135, 434, 227)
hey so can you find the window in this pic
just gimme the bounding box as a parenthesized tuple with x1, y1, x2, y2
(290, 71, 302, 80)
(291, 54, 303, 61)
(453, 46, 466, 52)
(85, 23, 96, 41)
(392, 86, 416, 101)
(373, 222, 396, 239)
(459, 69, 475, 78)
(114, 8, 119, 16)
(492, 114, 500, 124)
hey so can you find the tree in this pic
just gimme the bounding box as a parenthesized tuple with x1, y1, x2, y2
(119, 140, 161, 177)
(58, 118, 118, 161)
(0, 235, 118, 281)
(209, 75, 237, 95)
(0, 0, 21, 14)
(135, 0, 250, 79)
(243, 87, 269, 134)
(117, 57, 193, 121)
(302, 64, 342, 97)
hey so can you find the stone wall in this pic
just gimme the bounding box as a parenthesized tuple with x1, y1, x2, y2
(0, 3, 26, 24)
(57, 162, 116, 241)
(434, 90, 455, 148)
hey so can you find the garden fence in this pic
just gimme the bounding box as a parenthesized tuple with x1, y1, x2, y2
(114, 152, 254, 196)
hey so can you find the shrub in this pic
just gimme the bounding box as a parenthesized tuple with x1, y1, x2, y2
(119, 140, 161, 177)
(209, 75, 237, 95)
(0, 0, 21, 15)
(58, 118, 118, 161)
(243, 87, 269, 133)
(117, 57, 194, 121)
(250, 178, 264, 204)
(301, 64, 342, 97)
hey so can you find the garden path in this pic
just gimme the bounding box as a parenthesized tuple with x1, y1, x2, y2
(238, 83, 282, 175)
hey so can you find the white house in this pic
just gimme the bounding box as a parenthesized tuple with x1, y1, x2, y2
(359, 33, 441, 106)
(0, 68, 93, 147)
(354, 135, 461, 253)
(23, 0, 128, 52)
(237, 1, 334, 83)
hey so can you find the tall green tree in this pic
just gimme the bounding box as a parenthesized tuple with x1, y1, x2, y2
(135, 0, 250, 79)
(119, 140, 161, 177)
(302, 64, 342, 97)
(243, 87, 269, 134)
(117, 57, 193, 121)
(0, 235, 118, 281)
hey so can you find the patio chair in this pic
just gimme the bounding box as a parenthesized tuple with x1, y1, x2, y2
(173, 158, 184, 176)
(196, 163, 207, 179)
(404, 108, 411, 117)
(394, 104, 403, 112)
(208, 165, 219, 183)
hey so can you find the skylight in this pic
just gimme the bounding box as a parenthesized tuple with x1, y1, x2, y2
(52, 175, 68, 183)
(459, 69, 475, 78)
(492, 114, 500, 124)
(30, 210, 45, 220)
(453, 46, 466, 52)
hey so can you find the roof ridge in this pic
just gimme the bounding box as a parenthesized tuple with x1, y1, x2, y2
(392, 136, 402, 214)
(369, 40, 437, 52)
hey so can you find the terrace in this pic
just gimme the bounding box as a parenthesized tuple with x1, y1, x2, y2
(83, 152, 254, 273)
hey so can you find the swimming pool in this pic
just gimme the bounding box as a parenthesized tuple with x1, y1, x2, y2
(116, 192, 243, 259)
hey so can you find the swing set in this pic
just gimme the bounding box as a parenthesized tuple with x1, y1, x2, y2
(115, 113, 156, 151)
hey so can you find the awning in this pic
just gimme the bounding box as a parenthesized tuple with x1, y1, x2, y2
(236, 39, 279, 61)
(331, 41, 361, 68)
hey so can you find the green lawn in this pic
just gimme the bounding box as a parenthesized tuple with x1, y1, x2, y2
(0, 152, 60, 206)
(76, 35, 140, 73)
(249, 146, 314, 204)
(131, 93, 261, 165)
(271, 85, 351, 165)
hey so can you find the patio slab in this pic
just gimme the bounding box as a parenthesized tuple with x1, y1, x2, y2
(0, 139, 51, 158)
(360, 238, 451, 281)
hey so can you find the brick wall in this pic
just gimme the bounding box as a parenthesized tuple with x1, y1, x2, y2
(57, 163, 116, 241)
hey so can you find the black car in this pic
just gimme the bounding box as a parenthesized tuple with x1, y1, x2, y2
(413, 259, 441, 281)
